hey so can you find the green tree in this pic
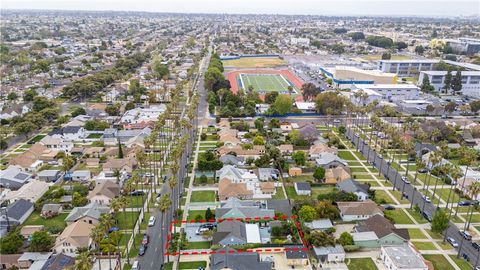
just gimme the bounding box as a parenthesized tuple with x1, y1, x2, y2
(301, 83, 320, 101)
(313, 167, 326, 181)
(264, 91, 279, 104)
(270, 94, 292, 115)
(32, 96, 55, 112)
(254, 117, 264, 130)
(71, 107, 86, 117)
(117, 140, 123, 158)
(75, 251, 93, 270)
(420, 75, 435, 93)
(0, 228, 24, 254)
(381, 52, 391, 60)
(431, 209, 449, 233)
(337, 232, 354, 246)
(299, 205, 317, 222)
(23, 89, 38, 101)
(315, 201, 340, 219)
(29, 231, 54, 252)
(451, 70, 463, 95)
(292, 151, 307, 166)
(315, 92, 346, 115)
(305, 231, 335, 247)
(105, 103, 121, 116)
(14, 121, 37, 138)
(470, 100, 480, 113)
(415, 45, 425, 55)
(7, 92, 17, 101)
(443, 69, 452, 93)
(125, 101, 135, 111)
(205, 207, 215, 221)
(253, 135, 265, 145)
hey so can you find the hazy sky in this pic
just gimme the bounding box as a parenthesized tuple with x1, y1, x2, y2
(2, 0, 479, 17)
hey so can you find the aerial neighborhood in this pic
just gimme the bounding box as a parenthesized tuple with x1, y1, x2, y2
(1, 5, 480, 270)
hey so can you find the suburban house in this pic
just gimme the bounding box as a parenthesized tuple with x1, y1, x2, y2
(219, 133, 240, 146)
(285, 245, 310, 268)
(352, 231, 379, 248)
(415, 142, 437, 158)
(4, 179, 50, 203)
(265, 199, 293, 216)
(313, 245, 346, 264)
(41, 253, 75, 270)
(9, 143, 59, 169)
(380, 244, 428, 270)
(315, 153, 348, 170)
(294, 182, 311, 196)
(103, 157, 137, 173)
(0, 165, 32, 190)
(40, 136, 74, 153)
(87, 180, 120, 205)
(288, 167, 302, 177)
(210, 248, 272, 270)
(212, 220, 266, 246)
(49, 126, 86, 141)
(65, 202, 110, 225)
(355, 214, 410, 248)
(337, 179, 370, 201)
(41, 204, 63, 218)
(324, 167, 351, 184)
(279, 144, 294, 155)
(257, 168, 279, 181)
(216, 145, 265, 158)
(216, 165, 258, 187)
(70, 170, 91, 182)
(219, 154, 245, 166)
(299, 124, 320, 142)
(17, 252, 53, 269)
(53, 221, 93, 257)
(304, 219, 334, 231)
(422, 151, 452, 169)
(0, 199, 34, 236)
(309, 144, 338, 160)
(216, 198, 275, 220)
(218, 178, 253, 201)
(38, 170, 62, 182)
(337, 200, 384, 221)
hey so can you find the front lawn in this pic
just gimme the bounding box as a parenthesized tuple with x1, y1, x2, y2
(346, 258, 378, 270)
(190, 191, 216, 202)
(384, 209, 414, 224)
(406, 209, 429, 224)
(449, 255, 473, 270)
(422, 255, 455, 270)
(338, 151, 357, 160)
(187, 210, 215, 221)
(407, 228, 427, 239)
(412, 241, 437, 250)
(116, 211, 139, 230)
(374, 190, 395, 204)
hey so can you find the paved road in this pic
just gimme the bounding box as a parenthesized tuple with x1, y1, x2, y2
(138, 40, 213, 269)
(344, 123, 480, 268)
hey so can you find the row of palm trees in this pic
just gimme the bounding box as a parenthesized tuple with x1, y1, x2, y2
(356, 112, 480, 235)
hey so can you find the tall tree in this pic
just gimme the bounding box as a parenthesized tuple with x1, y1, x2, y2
(451, 69, 463, 95)
(443, 69, 452, 93)
(420, 75, 434, 93)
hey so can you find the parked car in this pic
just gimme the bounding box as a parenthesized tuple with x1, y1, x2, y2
(472, 242, 480, 250)
(422, 195, 431, 203)
(148, 216, 156, 227)
(459, 231, 472, 241)
(447, 237, 459, 248)
(384, 205, 395, 210)
(458, 201, 471, 206)
(138, 244, 147, 256)
(196, 223, 216, 235)
(108, 227, 119, 233)
(418, 168, 428, 173)
(130, 190, 145, 196)
(142, 233, 150, 245)
(422, 211, 432, 222)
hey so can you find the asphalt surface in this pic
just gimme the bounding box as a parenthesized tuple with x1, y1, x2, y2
(137, 43, 213, 269)
(343, 123, 480, 268)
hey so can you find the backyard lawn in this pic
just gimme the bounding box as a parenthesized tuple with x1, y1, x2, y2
(179, 261, 207, 269)
(24, 212, 68, 230)
(423, 255, 455, 270)
(187, 210, 215, 221)
(272, 187, 286, 199)
(190, 191, 216, 202)
(347, 258, 378, 270)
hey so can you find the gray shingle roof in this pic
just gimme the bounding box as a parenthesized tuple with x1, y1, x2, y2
(337, 179, 369, 194)
(210, 248, 272, 270)
(295, 182, 311, 191)
(5, 199, 34, 221)
(65, 202, 109, 222)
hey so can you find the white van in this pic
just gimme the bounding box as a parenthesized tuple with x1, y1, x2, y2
(132, 261, 140, 270)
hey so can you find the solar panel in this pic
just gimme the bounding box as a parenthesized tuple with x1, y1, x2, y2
(14, 173, 30, 181)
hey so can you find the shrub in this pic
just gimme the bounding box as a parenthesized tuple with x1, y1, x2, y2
(343, 245, 360, 252)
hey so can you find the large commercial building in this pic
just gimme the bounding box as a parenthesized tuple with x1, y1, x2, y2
(418, 70, 480, 98)
(351, 84, 420, 103)
(446, 38, 480, 55)
(377, 60, 437, 77)
(321, 66, 397, 89)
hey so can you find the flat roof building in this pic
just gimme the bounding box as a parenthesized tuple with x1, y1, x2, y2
(321, 66, 397, 89)
(380, 244, 428, 270)
(418, 70, 480, 98)
(377, 59, 437, 77)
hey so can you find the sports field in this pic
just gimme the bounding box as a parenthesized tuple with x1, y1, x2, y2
(239, 73, 294, 93)
(222, 57, 286, 68)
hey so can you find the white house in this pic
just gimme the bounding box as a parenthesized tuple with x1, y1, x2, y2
(313, 245, 346, 264)
(216, 165, 259, 191)
(49, 126, 85, 142)
(40, 136, 74, 153)
(294, 182, 311, 196)
(380, 244, 427, 270)
(71, 171, 91, 182)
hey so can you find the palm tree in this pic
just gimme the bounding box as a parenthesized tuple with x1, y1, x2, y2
(158, 194, 172, 262)
(75, 250, 93, 270)
(90, 225, 104, 270)
(454, 148, 477, 218)
(99, 214, 115, 270)
(446, 165, 463, 219)
(464, 182, 480, 230)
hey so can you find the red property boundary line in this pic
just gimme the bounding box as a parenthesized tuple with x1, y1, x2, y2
(164, 215, 309, 256)
(226, 69, 305, 102)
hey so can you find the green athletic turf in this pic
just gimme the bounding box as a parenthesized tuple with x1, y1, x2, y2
(240, 74, 293, 93)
